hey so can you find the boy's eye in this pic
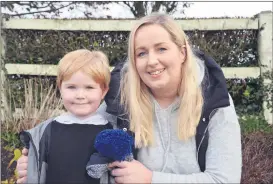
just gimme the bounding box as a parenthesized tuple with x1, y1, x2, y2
(67, 86, 75, 89)
(86, 86, 94, 89)
(159, 48, 166, 52)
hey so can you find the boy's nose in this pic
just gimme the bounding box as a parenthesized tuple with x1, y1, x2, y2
(76, 89, 85, 99)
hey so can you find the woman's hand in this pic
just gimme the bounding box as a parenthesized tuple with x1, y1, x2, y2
(108, 159, 152, 184)
(16, 148, 28, 184)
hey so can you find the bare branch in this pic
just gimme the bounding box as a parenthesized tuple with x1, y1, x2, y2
(2, 1, 191, 18)
(8, 2, 74, 17)
(162, 1, 178, 14)
(123, 1, 137, 17)
(151, 1, 161, 13)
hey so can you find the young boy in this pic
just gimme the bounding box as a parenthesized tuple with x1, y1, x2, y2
(19, 49, 112, 184)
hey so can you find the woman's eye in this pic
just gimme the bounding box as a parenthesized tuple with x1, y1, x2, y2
(86, 86, 94, 89)
(67, 86, 75, 89)
(137, 52, 146, 57)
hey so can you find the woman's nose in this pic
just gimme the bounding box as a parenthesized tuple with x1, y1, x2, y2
(147, 52, 159, 66)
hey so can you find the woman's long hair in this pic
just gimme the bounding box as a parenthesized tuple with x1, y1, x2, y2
(121, 13, 203, 148)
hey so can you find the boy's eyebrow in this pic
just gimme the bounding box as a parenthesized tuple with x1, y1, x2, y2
(64, 83, 95, 86)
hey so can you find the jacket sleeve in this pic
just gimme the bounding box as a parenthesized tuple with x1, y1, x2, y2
(151, 95, 242, 183)
(20, 118, 53, 183)
(25, 136, 40, 183)
(38, 123, 52, 183)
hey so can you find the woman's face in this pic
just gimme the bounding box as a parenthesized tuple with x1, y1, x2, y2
(134, 24, 186, 94)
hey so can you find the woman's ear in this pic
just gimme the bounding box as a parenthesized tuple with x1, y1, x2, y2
(180, 45, 187, 64)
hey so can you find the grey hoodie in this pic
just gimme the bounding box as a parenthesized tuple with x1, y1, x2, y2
(138, 94, 242, 183)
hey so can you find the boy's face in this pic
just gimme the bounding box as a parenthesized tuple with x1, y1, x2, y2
(60, 71, 108, 119)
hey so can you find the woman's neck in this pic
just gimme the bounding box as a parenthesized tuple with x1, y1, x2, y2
(151, 88, 178, 109)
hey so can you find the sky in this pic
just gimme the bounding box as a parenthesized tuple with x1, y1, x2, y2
(2, 2, 272, 19)
(63, 2, 273, 18)
(176, 2, 272, 18)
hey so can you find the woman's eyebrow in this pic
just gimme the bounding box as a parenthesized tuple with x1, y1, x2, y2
(154, 42, 167, 47)
(135, 42, 167, 50)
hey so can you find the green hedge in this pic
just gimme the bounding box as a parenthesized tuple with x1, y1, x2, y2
(3, 29, 272, 116)
(4, 29, 258, 66)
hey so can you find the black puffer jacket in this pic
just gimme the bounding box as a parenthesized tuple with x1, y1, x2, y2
(104, 50, 230, 172)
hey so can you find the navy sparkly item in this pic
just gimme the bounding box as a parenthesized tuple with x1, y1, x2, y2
(86, 129, 134, 179)
(95, 129, 134, 161)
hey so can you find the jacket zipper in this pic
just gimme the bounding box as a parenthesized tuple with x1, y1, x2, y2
(24, 131, 41, 184)
(196, 108, 219, 163)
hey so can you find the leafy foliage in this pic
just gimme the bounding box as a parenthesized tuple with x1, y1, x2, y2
(1, 132, 22, 151)
(227, 78, 264, 115)
(3, 28, 267, 117)
(3, 29, 258, 67)
(239, 114, 273, 135)
(4, 29, 129, 66)
(187, 30, 258, 67)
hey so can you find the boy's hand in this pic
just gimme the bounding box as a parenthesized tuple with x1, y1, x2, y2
(16, 148, 28, 184)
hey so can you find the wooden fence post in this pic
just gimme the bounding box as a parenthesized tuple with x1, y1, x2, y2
(258, 11, 273, 125)
(0, 7, 7, 123)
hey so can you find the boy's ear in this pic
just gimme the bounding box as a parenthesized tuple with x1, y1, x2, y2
(102, 87, 109, 100)
(58, 87, 63, 98)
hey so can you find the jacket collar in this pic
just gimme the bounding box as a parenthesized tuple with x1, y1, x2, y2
(194, 49, 230, 116)
(54, 112, 108, 125)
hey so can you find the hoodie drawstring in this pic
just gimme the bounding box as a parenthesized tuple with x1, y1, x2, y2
(155, 107, 171, 172)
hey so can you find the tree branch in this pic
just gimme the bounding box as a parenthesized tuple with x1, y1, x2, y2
(151, 1, 161, 13)
(8, 2, 74, 17)
(122, 1, 136, 17)
(133, 1, 145, 17)
(2, 1, 191, 18)
(163, 1, 178, 13)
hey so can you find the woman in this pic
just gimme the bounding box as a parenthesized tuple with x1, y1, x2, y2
(16, 13, 242, 183)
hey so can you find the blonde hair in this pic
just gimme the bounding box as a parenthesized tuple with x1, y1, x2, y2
(57, 49, 110, 90)
(121, 13, 203, 148)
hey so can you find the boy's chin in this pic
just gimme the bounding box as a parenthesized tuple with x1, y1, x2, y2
(71, 111, 96, 119)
